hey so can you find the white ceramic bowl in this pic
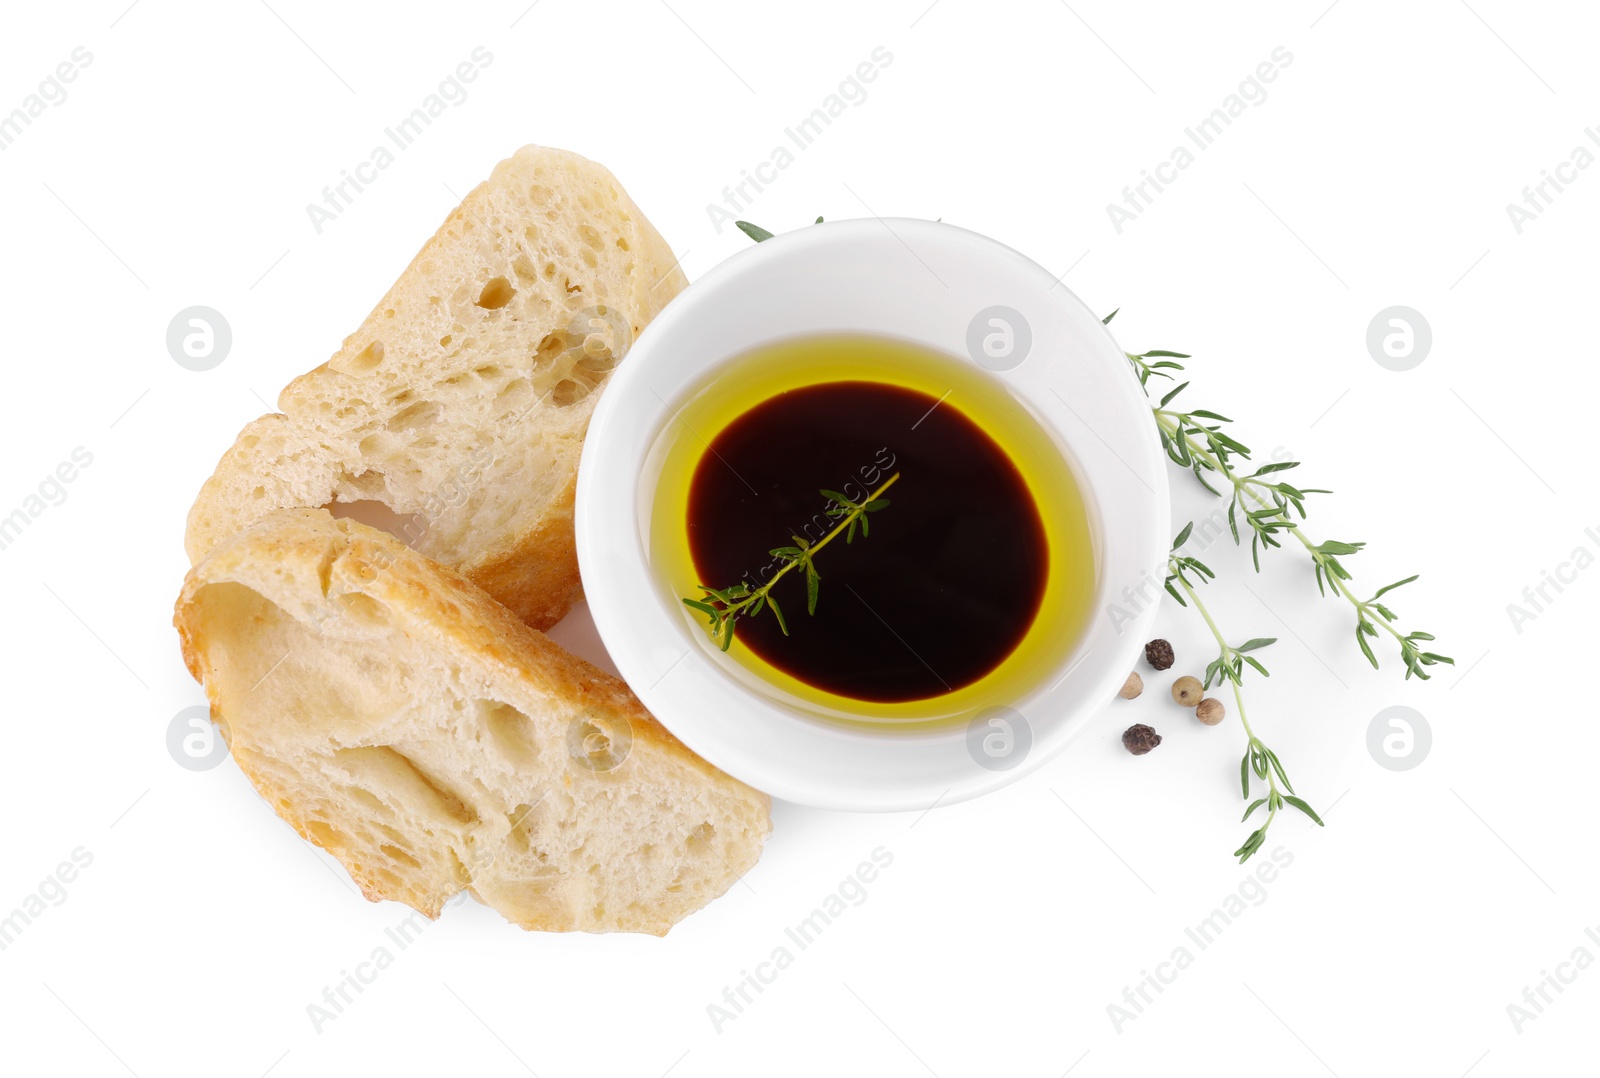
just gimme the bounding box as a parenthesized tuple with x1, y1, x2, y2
(575, 219, 1168, 811)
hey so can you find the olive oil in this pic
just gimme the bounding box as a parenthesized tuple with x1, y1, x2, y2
(648, 335, 1096, 727)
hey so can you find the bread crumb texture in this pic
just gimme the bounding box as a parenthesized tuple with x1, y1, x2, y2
(175, 510, 769, 936)
(184, 146, 689, 629)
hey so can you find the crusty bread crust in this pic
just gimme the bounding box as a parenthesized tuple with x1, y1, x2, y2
(461, 469, 582, 632)
(175, 509, 769, 935)
(183, 146, 688, 629)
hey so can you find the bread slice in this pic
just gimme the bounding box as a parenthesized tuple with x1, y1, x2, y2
(174, 508, 769, 935)
(184, 146, 688, 629)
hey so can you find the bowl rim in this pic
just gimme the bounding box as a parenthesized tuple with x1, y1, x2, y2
(575, 218, 1169, 811)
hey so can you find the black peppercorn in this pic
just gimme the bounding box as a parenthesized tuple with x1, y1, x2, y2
(1122, 724, 1162, 756)
(1144, 638, 1175, 671)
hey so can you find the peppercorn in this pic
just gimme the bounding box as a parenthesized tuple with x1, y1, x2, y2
(1171, 675, 1203, 707)
(1195, 698, 1226, 726)
(1122, 724, 1162, 755)
(1144, 638, 1175, 671)
(1118, 671, 1144, 700)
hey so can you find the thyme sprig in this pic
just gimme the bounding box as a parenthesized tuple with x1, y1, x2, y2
(683, 473, 899, 651)
(1167, 524, 1323, 862)
(1107, 309, 1453, 681)
(727, 222, 1444, 862)
(736, 217, 821, 244)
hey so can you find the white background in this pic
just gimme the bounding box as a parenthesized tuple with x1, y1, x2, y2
(1, 1, 1594, 1075)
